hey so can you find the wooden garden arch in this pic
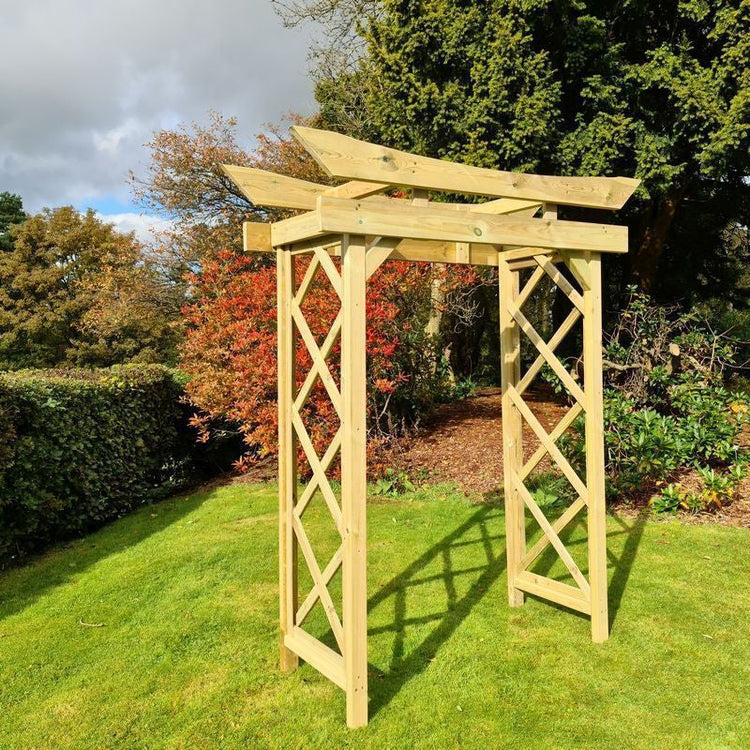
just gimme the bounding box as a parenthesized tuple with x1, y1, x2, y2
(222, 127, 639, 728)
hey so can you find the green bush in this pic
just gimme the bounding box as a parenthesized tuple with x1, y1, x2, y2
(0, 365, 205, 566)
(600, 291, 750, 512)
(538, 290, 750, 514)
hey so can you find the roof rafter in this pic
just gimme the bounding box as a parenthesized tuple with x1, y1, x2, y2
(220, 164, 390, 211)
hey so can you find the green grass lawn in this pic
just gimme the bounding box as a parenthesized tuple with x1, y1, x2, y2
(1, 481, 749, 749)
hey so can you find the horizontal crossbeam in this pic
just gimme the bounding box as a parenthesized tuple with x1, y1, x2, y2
(244, 222, 561, 268)
(291, 125, 639, 210)
(284, 627, 346, 689)
(513, 571, 591, 615)
(270, 197, 629, 252)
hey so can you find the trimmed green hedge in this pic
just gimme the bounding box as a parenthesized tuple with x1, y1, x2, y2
(0, 365, 202, 566)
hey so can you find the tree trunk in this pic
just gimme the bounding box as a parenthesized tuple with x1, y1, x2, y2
(631, 185, 687, 292)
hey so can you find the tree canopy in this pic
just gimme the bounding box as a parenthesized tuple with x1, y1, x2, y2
(0, 207, 180, 368)
(0, 192, 26, 254)
(306, 0, 749, 295)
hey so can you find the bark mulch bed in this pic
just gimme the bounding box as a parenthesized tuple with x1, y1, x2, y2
(388, 387, 568, 498)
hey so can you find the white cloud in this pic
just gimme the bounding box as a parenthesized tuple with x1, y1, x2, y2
(93, 119, 144, 156)
(0, 0, 317, 213)
(96, 212, 175, 244)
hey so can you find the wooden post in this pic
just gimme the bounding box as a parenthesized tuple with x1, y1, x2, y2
(340, 234, 369, 727)
(498, 255, 525, 607)
(575, 250, 609, 642)
(277, 247, 299, 670)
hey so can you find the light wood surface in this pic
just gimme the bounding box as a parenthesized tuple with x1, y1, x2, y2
(245, 222, 566, 268)
(341, 235, 369, 727)
(498, 257, 525, 607)
(222, 164, 390, 210)
(514, 571, 591, 615)
(577, 250, 610, 642)
(284, 627, 346, 690)
(315, 196, 628, 253)
(277, 248, 298, 672)
(291, 125, 639, 209)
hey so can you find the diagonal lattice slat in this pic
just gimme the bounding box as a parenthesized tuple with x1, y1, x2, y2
(292, 301, 343, 417)
(512, 475, 591, 595)
(517, 307, 581, 397)
(295, 428, 342, 518)
(519, 402, 583, 481)
(520, 497, 586, 570)
(296, 545, 343, 626)
(292, 514, 345, 652)
(291, 396, 343, 536)
(533, 254, 584, 313)
(508, 300, 586, 406)
(508, 387, 588, 501)
(294, 252, 321, 306)
(314, 246, 343, 299)
(294, 311, 342, 412)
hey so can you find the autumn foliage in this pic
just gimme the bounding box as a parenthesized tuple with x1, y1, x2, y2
(133, 112, 463, 472)
(181, 249, 434, 473)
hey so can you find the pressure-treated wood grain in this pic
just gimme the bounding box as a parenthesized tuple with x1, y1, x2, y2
(314, 197, 628, 253)
(291, 514, 345, 653)
(575, 250, 610, 643)
(340, 235, 369, 728)
(498, 257, 525, 607)
(222, 164, 390, 211)
(291, 126, 639, 209)
(284, 627, 346, 690)
(514, 571, 591, 615)
(512, 475, 591, 596)
(508, 387, 588, 502)
(276, 248, 298, 672)
(247, 222, 563, 268)
(244, 221, 273, 252)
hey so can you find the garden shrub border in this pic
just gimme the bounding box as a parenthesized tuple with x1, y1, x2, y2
(0, 365, 203, 566)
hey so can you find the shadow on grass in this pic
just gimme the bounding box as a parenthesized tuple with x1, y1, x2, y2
(366, 504, 506, 719)
(606, 511, 648, 628)
(364, 496, 648, 717)
(0, 487, 216, 621)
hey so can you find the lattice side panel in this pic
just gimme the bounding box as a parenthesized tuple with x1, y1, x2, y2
(499, 249, 608, 641)
(279, 245, 348, 687)
(278, 238, 392, 725)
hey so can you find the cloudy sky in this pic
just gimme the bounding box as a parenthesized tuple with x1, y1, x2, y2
(0, 0, 316, 238)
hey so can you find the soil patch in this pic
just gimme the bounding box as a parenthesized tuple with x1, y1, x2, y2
(388, 388, 750, 528)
